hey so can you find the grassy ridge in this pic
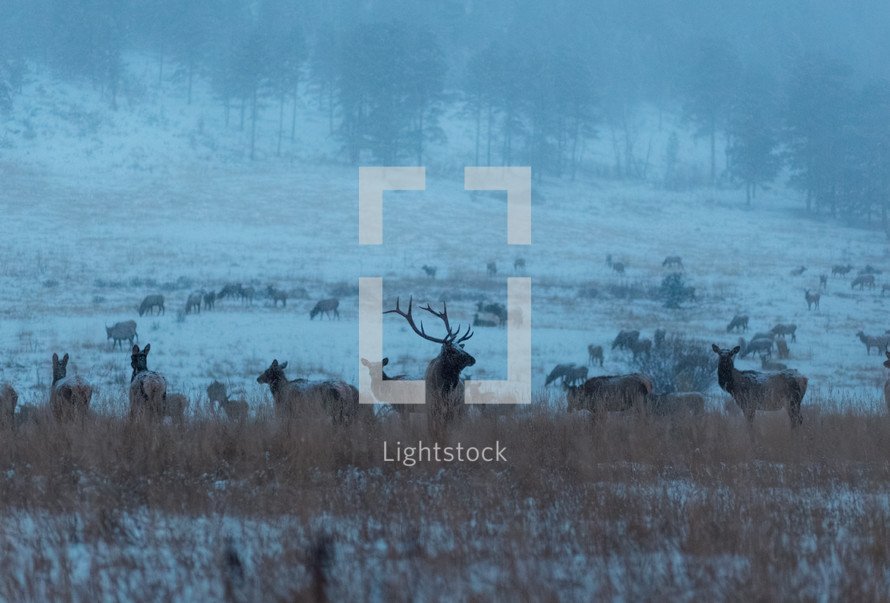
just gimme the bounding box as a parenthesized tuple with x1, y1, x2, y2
(1, 400, 890, 600)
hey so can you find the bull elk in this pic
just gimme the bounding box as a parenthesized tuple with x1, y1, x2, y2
(711, 344, 806, 426)
(385, 297, 475, 435)
(50, 353, 92, 422)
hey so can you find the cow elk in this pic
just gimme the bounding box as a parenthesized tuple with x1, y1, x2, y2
(385, 297, 475, 435)
(832, 264, 853, 277)
(884, 351, 890, 412)
(0, 383, 17, 427)
(138, 294, 165, 317)
(804, 289, 820, 310)
(163, 393, 188, 424)
(662, 256, 683, 270)
(852, 275, 875, 290)
(588, 344, 604, 367)
(565, 374, 654, 417)
(267, 285, 287, 307)
(486, 261, 497, 276)
(185, 292, 202, 314)
(712, 344, 806, 426)
(611, 329, 640, 351)
(310, 298, 340, 320)
(203, 290, 216, 310)
(857, 331, 890, 355)
(629, 338, 652, 362)
(129, 344, 168, 421)
(106, 320, 138, 350)
(207, 381, 248, 422)
(360, 357, 415, 418)
(50, 353, 92, 422)
(257, 359, 367, 425)
(726, 314, 749, 333)
(647, 391, 705, 416)
(422, 265, 437, 279)
(770, 324, 797, 342)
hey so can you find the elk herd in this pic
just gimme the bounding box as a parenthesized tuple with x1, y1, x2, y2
(3, 253, 890, 436)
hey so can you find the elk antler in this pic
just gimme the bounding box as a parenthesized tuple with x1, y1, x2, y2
(384, 297, 473, 345)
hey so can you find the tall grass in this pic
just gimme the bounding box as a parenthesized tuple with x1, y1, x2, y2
(1, 400, 889, 600)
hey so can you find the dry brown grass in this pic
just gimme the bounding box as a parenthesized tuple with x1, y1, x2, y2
(2, 400, 890, 600)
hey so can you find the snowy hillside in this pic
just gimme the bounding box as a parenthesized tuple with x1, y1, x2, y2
(1, 54, 888, 413)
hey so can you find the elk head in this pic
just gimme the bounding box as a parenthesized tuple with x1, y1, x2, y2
(130, 344, 151, 380)
(385, 297, 475, 391)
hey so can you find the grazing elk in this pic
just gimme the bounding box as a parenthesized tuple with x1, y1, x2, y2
(738, 337, 773, 359)
(476, 301, 507, 325)
(514, 258, 526, 272)
(185, 292, 202, 314)
(473, 313, 499, 327)
(162, 393, 188, 424)
(761, 357, 788, 371)
(218, 283, 243, 301)
(0, 383, 17, 427)
(611, 262, 626, 275)
(546, 363, 577, 387)
(310, 298, 340, 320)
(804, 289, 820, 310)
(726, 314, 749, 333)
(852, 275, 876, 290)
(776, 338, 790, 360)
(50, 353, 92, 422)
(647, 391, 705, 416)
(257, 359, 366, 425)
(566, 374, 654, 416)
(770, 324, 797, 342)
(207, 381, 248, 422)
(267, 285, 287, 307)
(486, 261, 497, 276)
(611, 329, 640, 351)
(662, 256, 683, 270)
(241, 286, 255, 306)
(857, 331, 890, 355)
(106, 320, 138, 350)
(789, 266, 807, 277)
(385, 297, 475, 435)
(712, 344, 806, 426)
(138, 294, 165, 316)
(421, 265, 437, 279)
(129, 344, 168, 420)
(629, 338, 652, 361)
(876, 352, 890, 412)
(588, 344, 604, 367)
(203, 290, 216, 310)
(564, 365, 589, 387)
(832, 264, 853, 277)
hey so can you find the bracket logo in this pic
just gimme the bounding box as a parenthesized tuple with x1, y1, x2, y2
(358, 167, 531, 406)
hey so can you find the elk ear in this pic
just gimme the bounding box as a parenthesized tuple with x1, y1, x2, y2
(144, 343, 150, 355)
(731, 346, 741, 356)
(62, 353, 69, 365)
(53, 352, 59, 363)
(711, 344, 720, 353)
(132, 344, 140, 354)
(361, 358, 370, 367)
(271, 359, 278, 367)
(382, 357, 389, 366)
(279, 361, 288, 370)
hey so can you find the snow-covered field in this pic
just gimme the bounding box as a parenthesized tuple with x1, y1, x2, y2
(2, 55, 890, 600)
